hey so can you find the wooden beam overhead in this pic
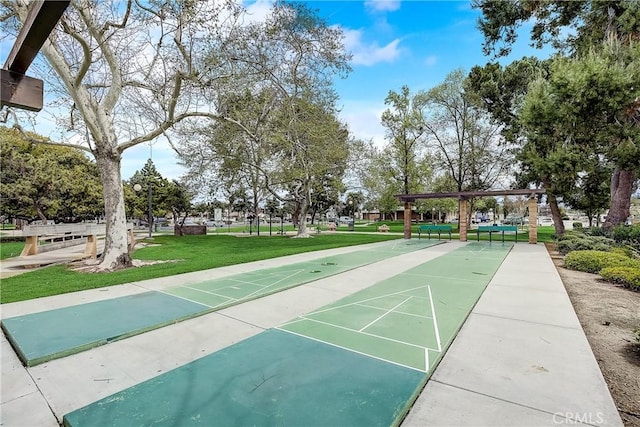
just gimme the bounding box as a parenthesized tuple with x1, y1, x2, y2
(0, 69, 43, 112)
(396, 188, 546, 202)
(3, 0, 70, 74)
(1, 0, 69, 111)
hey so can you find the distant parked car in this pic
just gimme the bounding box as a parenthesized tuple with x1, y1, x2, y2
(448, 218, 459, 224)
(539, 217, 554, 225)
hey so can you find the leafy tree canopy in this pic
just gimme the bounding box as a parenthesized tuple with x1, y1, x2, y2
(0, 127, 103, 223)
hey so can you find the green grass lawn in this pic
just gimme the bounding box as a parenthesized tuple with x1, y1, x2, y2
(0, 227, 556, 304)
(0, 234, 400, 304)
(1, 242, 25, 260)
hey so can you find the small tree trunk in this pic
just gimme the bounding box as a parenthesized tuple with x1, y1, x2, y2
(95, 151, 133, 270)
(35, 205, 48, 224)
(547, 193, 565, 235)
(603, 167, 635, 230)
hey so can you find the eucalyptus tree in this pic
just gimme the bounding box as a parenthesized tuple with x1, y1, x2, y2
(349, 140, 390, 218)
(519, 45, 640, 231)
(416, 70, 511, 224)
(418, 69, 510, 193)
(475, 0, 640, 57)
(380, 86, 432, 197)
(474, 0, 640, 229)
(179, 2, 351, 237)
(1, 0, 250, 269)
(564, 160, 612, 227)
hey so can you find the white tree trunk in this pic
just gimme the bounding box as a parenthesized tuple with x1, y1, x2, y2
(95, 152, 132, 269)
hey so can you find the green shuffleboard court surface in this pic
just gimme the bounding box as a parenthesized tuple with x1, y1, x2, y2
(64, 242, 512, 427)
(63, 329, 425, 427)
(279, 242, 513, 373)
(2, 239, 441, 366)
(160, 239, 441, 309)
(1, 292, 208, 367)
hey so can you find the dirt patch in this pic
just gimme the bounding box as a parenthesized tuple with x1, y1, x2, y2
(546, 243, 640, 426)
(68, 258, 179, 273)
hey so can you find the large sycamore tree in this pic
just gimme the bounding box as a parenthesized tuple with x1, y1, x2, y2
(474, 0, 640, 229)
(178, 2, 351, 237)
(1, 0, 249, 269)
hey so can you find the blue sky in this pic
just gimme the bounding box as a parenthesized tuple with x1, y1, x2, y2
(122, 0, 550, 181)
(2, 0, 550, 181)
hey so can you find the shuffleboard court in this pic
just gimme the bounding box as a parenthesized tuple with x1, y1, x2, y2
(161, 239, 441, 309)
(63, 242, 512, 427)
(2, 239, 440, 366)
(1, 292, 208, 367)
(278, 242, 513, 373)
(63, 329, 425, 427)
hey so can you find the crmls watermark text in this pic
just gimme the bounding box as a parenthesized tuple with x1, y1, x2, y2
(553, 412, 605, 424)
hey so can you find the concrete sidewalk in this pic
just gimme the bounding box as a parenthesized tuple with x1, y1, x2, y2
(0, 241, 622, 426)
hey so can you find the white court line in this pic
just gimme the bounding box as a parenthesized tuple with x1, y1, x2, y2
(156, 289, 218, 308)
(276, 328, 427, 373)
(207, 269, 309, 288)
(425, 348, 429, 371)
(242, 269, 306, 299)
(427, 285, 442, 352)
(307, 284, 430, 316)
(354, 303, 432, 320)
(180, 285, 240, 301)
(359, 296, 412, 332)
(294, 315, 439, 352)
(400, 272, 479, 283)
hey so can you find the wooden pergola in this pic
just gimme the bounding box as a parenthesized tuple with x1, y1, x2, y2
(396, 189, 546, 244)
(1, 0, 70, 111)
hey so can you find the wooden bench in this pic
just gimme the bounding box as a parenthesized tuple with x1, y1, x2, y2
(476, 225, 518, 243)
(418, 224, 452, 240)
(377, 224, 390, 232)
(20, 223, 135, 258)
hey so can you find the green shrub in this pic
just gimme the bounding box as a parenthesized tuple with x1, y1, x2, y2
(600, 266, 640, 289)
(611, 224, 640, 251)
(564, 250, 638, 274)
(0, 236, 25, 243)
(585, 226, 608, 237)
(572, 222, 583, 229)
(555, 233, 615, 255)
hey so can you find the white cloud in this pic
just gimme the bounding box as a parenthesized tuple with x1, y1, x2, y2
(241, 0, 273, 24)
(338, 100, 387, 146)
(121, 139, 185, 181)
(423, 55, 437, 67)
(364, 0, 401, 13)
(340, 27, 402, 66)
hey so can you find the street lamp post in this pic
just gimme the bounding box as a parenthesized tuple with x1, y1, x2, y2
(147, 181, 153, 238)
(133, 182, 152, 238)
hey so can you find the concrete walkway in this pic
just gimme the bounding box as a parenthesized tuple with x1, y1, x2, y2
(0, 239, 106, 279)
(0, 241, 622, 426)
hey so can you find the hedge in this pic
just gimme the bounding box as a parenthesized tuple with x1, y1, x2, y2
(563, 250, 638, 274)
(0, 236, 25, 243)
(600, 266, 640, 290)
(555, 234, 615, 255)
